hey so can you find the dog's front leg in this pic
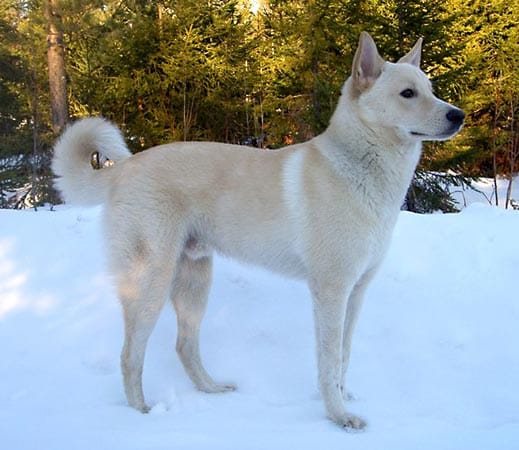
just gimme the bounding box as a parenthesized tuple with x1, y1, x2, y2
(310, 277, 366, 430)
(341, 268, 377, 398)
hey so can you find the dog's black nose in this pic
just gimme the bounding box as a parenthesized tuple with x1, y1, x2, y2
(446, 109, 465, 126)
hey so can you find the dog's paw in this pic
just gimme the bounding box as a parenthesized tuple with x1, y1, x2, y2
(335, 413, 366, 431)
(129, 402, 151, 414)
(217, 383, 237, 393)
(200, 383, 237, 394)
(125, 394, 151, 413)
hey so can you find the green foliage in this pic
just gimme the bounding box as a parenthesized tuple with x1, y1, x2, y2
(0, 2, 55, 208)
(404, 171, 477, 213)
(0, 0, 517, 211)
(435, 0, 518, 177)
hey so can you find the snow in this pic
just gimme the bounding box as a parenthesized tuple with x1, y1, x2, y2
(1, 194, 519, 448)
(451, 175, 519, 209)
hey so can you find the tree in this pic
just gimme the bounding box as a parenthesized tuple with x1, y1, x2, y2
(44, 0, 68, 134)
(0, 0, 517, 210)
(463, 0, 518, 208)
(424, 0, 518, 180)
(0, 12, 31, 207)
(0, 1, 55, 208)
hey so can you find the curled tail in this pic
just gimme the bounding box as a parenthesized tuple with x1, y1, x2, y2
(52, 117, 132, 206)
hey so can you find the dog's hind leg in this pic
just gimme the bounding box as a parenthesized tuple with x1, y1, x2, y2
(171, 253, 236, 393)
(118, 247, 176, 413)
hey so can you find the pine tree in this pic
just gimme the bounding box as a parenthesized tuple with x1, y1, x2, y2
(0, 0, 516, 209)
(44, 0, 68, 134)
(0, 1, 55, 208)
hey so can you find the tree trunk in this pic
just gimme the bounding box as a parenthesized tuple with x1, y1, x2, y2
(492, 84, 500, 207)
(505, 97, 517, 209)
(45, 0, 68, 135)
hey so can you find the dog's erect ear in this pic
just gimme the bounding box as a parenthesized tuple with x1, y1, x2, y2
(398, 37, 423, 67)
(352, 32, 385, 92)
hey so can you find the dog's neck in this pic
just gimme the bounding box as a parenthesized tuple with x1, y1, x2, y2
(317, 82, 422, 213)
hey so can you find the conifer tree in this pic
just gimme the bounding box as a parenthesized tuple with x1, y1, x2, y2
(44, 0, 68, 134)
(0, 0, 517, 209)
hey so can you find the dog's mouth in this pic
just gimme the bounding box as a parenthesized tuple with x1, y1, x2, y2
(410, 109, 465, 140)
(410, 125, 463, 141)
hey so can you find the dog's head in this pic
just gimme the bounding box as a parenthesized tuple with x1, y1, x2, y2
(349, 32, 464, 142)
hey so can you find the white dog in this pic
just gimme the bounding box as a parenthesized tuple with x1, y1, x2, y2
(52, 32, 464, 429)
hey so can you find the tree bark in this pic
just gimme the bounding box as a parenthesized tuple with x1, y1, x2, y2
(492, 84, 500, 207)
(45, 0, 68, 134)
(505, 97, 517, 209)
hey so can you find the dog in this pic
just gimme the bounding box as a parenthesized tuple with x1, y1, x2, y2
(52, 32, 464, 429)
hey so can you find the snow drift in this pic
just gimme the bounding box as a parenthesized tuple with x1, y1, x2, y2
(1, 201, 518, 449)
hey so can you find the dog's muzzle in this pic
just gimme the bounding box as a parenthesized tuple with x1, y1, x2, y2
(446, 108, 465, 128)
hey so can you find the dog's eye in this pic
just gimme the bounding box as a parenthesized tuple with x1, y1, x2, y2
(400, 89, 415, 99)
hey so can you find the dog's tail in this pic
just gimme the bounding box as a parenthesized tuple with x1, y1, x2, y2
(52, 117, 132, 206)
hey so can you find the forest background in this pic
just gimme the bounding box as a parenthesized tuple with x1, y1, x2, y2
(0, 0, 517, 211)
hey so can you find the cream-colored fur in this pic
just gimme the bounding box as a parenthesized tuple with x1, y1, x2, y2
(52, 32, 464, 429)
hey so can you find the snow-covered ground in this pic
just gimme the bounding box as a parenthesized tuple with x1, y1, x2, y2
(451, 175, 518, 209)
(1, 182, 519, 449)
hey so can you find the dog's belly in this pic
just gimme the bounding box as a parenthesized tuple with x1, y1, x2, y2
(212, 234, 307, 279)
